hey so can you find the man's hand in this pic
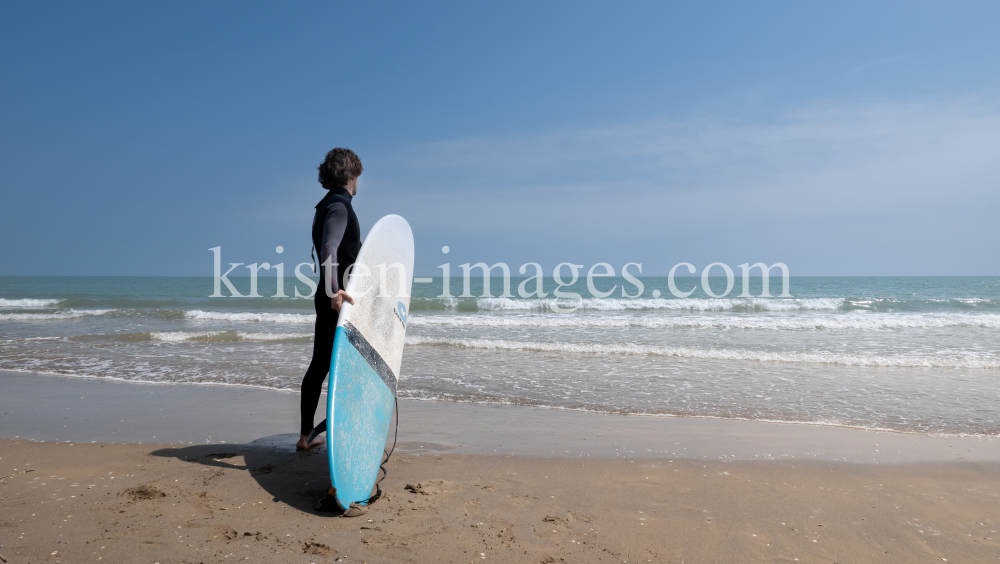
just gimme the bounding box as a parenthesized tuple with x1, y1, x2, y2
(331, 289, 354, 312)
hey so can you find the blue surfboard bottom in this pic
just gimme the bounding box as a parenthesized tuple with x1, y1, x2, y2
(326, 325, 396, 510)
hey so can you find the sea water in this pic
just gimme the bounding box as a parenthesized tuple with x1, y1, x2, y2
(1, 276, 998, 436)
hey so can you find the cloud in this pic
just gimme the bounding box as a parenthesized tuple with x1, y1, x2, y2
(384, 94, 997, 219)
(394, 93, 1000, 196)
(373, 94, 1000, 274)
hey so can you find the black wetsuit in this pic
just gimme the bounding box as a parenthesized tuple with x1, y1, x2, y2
(300, 186, 361, 436)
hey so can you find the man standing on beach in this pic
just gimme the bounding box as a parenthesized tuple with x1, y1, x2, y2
(297, 148, 363, 450)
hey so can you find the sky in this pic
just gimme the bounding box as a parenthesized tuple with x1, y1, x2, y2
(2, 1, 999, 276)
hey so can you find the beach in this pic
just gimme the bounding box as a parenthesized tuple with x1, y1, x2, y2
(3, 372, 1000, 563)
(3, 276, 1000, 561)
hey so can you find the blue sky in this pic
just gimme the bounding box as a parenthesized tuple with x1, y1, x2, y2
(2, 1, 999, 276)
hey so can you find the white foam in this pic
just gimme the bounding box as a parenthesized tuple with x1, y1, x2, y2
(149, 331, 224, 342)
(235, 331, 311, 342)
(0, 298, 63, 308)
(148, 330, 310, 342)
(183, 310, 315, 324)
(409, 312, 1000, 330)
(404, 335, 1000, 369)
(0, 367, 301, 394)
(418, 296, 846, 312)
(578, 297, 844, 312)
(0, 309, 115, 321)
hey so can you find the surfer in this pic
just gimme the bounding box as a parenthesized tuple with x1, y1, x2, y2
(297, 148, 363, 450)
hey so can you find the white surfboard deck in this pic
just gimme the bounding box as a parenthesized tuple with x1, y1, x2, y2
(324, 214, 413, 510)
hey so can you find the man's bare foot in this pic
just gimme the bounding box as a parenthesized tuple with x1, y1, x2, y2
(295, 434, 325, 451)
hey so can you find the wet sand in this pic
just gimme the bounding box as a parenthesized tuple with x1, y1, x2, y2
(2, 371, 1000, 563)
(4, 371, 999, 463)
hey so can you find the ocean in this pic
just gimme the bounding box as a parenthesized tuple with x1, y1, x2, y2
(1, 275, 998, 436)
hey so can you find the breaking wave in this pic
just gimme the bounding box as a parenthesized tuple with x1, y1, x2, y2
(410, 296, 845, 312)
(183, 310, 315, 324)
(148, 330, 311, 343)
(410, 312, 1000, 330)
(0, 298, 64, 308)
(404, 335, 1000, 369)
(0, 309, 115, 321)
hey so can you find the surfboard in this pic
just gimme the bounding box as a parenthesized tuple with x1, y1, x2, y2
(321, 214, 413, 511)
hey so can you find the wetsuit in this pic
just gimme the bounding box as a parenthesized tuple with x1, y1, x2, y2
(300, 186, 361, 436)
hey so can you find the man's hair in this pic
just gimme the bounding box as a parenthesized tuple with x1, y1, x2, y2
(317, 148, 363, 190)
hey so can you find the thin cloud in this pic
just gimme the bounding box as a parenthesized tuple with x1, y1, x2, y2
(379, 94, 1000, 274)
(393, 93, 1000, 200)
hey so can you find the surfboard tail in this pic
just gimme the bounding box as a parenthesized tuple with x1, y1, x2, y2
(328, 324, 395, 510)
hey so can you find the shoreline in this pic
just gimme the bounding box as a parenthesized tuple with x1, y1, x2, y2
(8, 366, 998, 440)
(7, 365, 1000, 440)
(2, 370, 998, 463)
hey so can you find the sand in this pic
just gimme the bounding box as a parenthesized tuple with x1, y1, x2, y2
(3, 441, 1000, 563)
(2, 372, 1000, 563)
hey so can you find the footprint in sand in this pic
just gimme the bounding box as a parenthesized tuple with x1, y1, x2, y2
(404, 480, 459, 495)
(300, 541, 335, 555)
(125, 485, 166, 501)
